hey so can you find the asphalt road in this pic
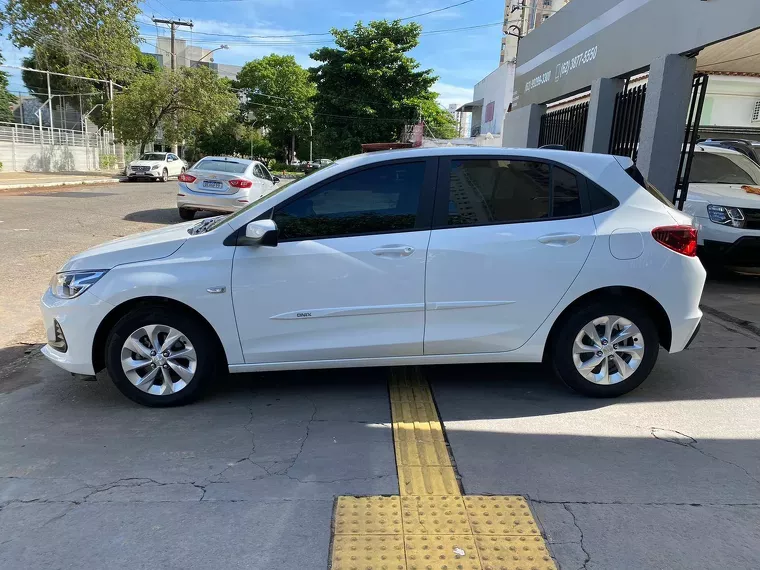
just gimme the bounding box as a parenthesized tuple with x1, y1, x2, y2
(0, 181, 759, 569)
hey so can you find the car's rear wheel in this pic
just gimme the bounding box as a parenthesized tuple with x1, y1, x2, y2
(551, 301, 659, 397)
(178, 207, 195, 220)
(105, 307, 217, 406)
(161, 168, 169, 182)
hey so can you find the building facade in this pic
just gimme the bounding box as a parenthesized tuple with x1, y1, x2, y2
(500, 0, 571, 65)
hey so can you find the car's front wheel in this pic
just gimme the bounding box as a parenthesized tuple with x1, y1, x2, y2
(551, 300, 659, 397)
(178, 207, 195, 220)
(161, 168, 169, 182)
(105, 306, 217, 406)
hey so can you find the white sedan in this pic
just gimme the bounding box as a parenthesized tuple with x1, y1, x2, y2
(681, 144, 760, 269)
(176, 156, 280, 220)
(126, 152, 186, 182)
(41, 147, 706, 406)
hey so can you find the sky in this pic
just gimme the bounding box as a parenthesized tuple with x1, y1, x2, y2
(0, 0, 506, 109)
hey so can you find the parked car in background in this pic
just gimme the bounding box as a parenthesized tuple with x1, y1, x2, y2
(302, 159, 333, 174)
(681, 144, 760, 269)
(41, 147, 705, 406)
(698, 138, 760, 165)
(127, 152, 186, 182)
(176, 156, 280, 220)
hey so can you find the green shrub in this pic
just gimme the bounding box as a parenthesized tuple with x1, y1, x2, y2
(269, 161, 301, 173)
(99, 154, 118, 170)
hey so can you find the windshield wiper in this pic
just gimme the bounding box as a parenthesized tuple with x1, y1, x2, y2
(187, 215, 224, 235)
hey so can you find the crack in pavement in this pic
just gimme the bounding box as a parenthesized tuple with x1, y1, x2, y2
(650, 427, 760, 486)
(562, 503, 591, 570)
(282, 396, 318, 481)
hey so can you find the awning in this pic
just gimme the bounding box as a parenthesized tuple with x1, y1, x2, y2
(455, 99, 484, 113)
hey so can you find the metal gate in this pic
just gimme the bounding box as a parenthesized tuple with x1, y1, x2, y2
(674, 73, 709, 209)
(538, 101, 589, 151)
(608, 84, 647, 161)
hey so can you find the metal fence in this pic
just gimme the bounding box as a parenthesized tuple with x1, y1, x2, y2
(538, 101, 589, 152)
(608, 84, 647, 162)
(0, 121, 117, 172)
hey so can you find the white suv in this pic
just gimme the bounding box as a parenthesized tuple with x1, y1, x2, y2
(127, 152, 186, 182)
(680, 144, 760, 269)
(41, 148, 706, 406)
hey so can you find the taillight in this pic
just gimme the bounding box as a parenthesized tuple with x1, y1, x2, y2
(652, 225, 698, 257)
(228, 178, 252, 188)
(178, 173, 196, 183)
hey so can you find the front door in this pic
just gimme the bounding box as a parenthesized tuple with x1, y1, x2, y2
(424, 157, 596, 355)
(231, 158, 436, 364)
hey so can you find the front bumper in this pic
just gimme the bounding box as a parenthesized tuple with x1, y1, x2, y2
(40, 289, 114, 375)
(128, 170, 161, 179)
(699, 237, 760, 268)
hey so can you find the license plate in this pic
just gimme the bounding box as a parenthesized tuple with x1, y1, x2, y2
(203, 180, 223, 189)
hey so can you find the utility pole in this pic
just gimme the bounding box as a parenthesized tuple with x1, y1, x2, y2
(153, 17, 193, 155)
(152, 18, 193, 70)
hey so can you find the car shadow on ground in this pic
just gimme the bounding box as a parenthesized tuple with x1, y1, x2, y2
(123, 208, 218, 224)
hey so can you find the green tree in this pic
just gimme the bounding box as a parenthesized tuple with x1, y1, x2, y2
(235, 54, 315, 162)
(188, 117, 273, 162)
(112, 66, 239, 155)
(309, 20, 437, 157)
(412, 92, 458, 139)
(0, 63, 16, 122)
(2, 0, 142, 84)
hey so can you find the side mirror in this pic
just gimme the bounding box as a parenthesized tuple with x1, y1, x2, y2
(243, 219, 278, 247)
(272, 176, 280, 184)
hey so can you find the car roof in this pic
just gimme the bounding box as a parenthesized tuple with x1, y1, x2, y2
(330, 146, 623, 179)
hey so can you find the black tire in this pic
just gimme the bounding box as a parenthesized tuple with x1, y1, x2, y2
(105, 306, 218, 407)
(180, 167, 186, 175)
(161, 168, 169, 182)
(178, 207, 195, 220)
(550, 299, 659, 397)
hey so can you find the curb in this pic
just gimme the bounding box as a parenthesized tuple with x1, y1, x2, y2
(0, 178, 122, 191)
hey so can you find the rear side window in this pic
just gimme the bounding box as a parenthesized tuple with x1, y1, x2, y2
(625, 164, 673, 206)
(194, 159, 248, 174)
(446, 159, 582, 226)
(273, 161, 426, 241)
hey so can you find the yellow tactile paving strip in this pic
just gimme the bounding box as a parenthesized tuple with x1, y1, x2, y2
(329, 367, 557, 570)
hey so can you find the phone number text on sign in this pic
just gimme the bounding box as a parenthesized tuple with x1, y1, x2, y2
(555, 46, 598, 82)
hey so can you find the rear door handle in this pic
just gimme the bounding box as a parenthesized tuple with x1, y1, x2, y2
(371, 245, 415, 257)
(538, 233, 581, 246)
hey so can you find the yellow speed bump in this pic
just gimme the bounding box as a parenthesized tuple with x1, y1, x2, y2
(329, 368, 557, 570)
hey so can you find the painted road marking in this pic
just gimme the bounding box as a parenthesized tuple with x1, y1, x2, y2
(329, 367, 557, 570)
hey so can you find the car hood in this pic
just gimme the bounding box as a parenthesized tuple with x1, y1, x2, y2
(129, 160, 164, 167)
(60, 222, 194, 272)
(688, 183, 760, 209)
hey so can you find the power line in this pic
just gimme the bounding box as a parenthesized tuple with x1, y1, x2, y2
(399, 0, 476, 21)
(699, 51, 760, 68)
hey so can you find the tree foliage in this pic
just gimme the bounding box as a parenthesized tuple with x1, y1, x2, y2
(2, 0, 143, 84)
(188, 117, 273, 162)
(112, 66, 239, 154)
(235, 54, 315, 162)
(309, 20, 438, 157)
(0, 56, 16, 123)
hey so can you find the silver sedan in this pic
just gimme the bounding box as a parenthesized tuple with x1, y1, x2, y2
(176, 157, 280, 220)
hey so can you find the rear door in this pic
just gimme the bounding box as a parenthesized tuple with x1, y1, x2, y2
(424, 156, 596, 355)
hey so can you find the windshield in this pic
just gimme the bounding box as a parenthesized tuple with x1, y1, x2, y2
(194, 159, 249, 174)
(139, 153, 166, 161)
(689, 151, 760, 185)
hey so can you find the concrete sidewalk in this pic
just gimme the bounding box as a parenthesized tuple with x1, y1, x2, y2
(0, 171, 121, 190)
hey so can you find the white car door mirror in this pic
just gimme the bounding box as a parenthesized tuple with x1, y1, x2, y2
(244, 219, 278, 247)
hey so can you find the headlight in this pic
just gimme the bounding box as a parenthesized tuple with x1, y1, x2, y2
(151, 163, 160, 170)
(50, 270, 108, 299)
(707, 205, 745, 228)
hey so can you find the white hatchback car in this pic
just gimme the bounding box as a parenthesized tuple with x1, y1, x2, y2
(680, 144, 760, 269)
(177, 156, 280, 220)
(41, 148, 706, 406)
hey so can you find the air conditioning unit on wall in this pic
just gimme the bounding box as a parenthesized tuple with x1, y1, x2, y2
(753, 100, 760, 123)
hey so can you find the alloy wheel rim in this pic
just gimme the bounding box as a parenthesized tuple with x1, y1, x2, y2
(120, 324, 197, 396)
(572, 315, 644, 385)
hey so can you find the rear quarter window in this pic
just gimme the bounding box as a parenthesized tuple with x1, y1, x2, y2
(625, 164, 673, 207)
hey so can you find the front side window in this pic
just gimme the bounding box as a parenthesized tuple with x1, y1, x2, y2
(273, 162, 426, 240)
(259, 164, 273, 181)
(447, 159, 582, 226)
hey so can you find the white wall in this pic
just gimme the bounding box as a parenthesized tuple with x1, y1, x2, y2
(473, 63, 515, 136)
(0, 141, 101, 172)
(699, 75, 760, 128)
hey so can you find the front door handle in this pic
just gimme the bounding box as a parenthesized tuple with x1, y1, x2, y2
(371, 245, 415, 257)
(538, 233, 581, 246)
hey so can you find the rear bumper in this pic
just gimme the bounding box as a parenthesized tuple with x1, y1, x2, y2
(699, 237, 760, 268)
(177, 183, 259, 213)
